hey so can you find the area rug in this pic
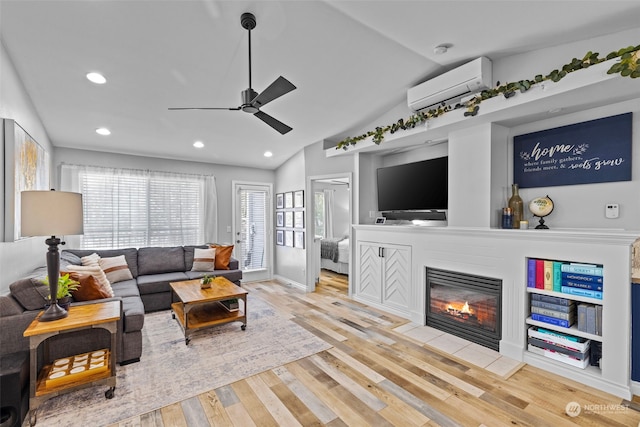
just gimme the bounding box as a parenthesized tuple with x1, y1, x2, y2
(34, 294, 331, 426)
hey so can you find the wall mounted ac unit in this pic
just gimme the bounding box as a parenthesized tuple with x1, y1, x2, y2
(407, 57, 492, 112)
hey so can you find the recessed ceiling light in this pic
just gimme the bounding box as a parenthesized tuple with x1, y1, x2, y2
(86, 72, 106, 84)
(433, 44, 449, 55)
(193, 141, 204, 148)
(95, 127, 111, 136)
(264, 151, 273, 158)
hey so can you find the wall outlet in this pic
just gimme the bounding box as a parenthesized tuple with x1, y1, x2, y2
(605, 203, 619, 219)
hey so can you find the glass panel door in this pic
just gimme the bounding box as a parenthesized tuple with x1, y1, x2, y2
(234, 183, 272, 281)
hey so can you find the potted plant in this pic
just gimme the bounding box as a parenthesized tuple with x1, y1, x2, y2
(200, 274, 214, 289)
(44, 273, 80, 309)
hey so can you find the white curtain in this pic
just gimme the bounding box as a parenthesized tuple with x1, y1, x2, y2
(323, 189, 334, 239)
(60, 164, 217, 248)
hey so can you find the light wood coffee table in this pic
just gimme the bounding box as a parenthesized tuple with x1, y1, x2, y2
(170, 276, 248, 345)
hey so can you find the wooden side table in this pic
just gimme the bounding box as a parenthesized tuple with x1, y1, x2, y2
(23, 301, 120, 426)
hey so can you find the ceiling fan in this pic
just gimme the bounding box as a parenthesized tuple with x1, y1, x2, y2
(169, 12, 296, 135)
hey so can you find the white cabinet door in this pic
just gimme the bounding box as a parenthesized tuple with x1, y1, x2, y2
(381, 244, 411, 312)
(356, 241, 411, 312)
(357, 242, 383, 302)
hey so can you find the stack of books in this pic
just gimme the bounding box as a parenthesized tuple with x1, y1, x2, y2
(527, 259, 603, 300)
(577, 303, 603, 336)
(530, 294, 575, 327)
(527, 326, 590, 369)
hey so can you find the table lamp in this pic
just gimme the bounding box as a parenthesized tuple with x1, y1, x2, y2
(21, 190, 84, 321)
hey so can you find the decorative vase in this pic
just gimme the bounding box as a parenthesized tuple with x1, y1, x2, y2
(57, 296, 72, 310)
(508, 184, 523, 229)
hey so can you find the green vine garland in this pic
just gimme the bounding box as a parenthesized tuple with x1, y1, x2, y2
(336, 45, 640, 151)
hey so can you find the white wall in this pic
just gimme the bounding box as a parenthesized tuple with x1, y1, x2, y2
(0, 40, 55, 293)
(274, 149, 307, 286)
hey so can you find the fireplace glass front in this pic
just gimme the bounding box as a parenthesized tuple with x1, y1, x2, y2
(426, 267, 502, 351)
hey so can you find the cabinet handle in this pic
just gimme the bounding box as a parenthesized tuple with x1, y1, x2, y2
(379, 247, 384, 258)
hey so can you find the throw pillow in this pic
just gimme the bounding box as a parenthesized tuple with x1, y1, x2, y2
(62, 270, 112, 301)
(81, 252, 101, 267)
(65, 265, 114, 297)
(209, 244, 234, 270)
(99, 255, 133, 284)
(191, 247, 216, 272)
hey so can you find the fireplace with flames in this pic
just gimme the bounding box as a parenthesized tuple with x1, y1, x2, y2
(426, 267, 502, 351)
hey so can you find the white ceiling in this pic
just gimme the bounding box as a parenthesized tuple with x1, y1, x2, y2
(2, 1, 639, 170)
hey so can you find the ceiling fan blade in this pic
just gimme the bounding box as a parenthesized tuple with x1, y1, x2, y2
(251, 76, 296, 108)
(168, 107, 241, 111)
(254, 110, 292, 135)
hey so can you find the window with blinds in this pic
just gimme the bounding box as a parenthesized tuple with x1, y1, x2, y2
(79, 169, 203, 249)
(238, 188, 266, 270)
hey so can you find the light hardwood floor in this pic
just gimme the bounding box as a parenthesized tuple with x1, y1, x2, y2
(111, 271, 640, 426)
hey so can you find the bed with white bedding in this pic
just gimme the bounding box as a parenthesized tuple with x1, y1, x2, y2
(320, 237, 349, 275)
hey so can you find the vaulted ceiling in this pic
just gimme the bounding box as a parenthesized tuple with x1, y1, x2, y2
(2, 1, 639, 169)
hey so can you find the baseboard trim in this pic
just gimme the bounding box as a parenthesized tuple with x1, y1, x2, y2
(273, 275, 307, 292)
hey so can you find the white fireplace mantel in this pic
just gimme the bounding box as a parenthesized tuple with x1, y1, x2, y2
(351, 224, 640, 398)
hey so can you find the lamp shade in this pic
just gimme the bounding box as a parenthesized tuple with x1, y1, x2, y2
(21, 191, 84, 237)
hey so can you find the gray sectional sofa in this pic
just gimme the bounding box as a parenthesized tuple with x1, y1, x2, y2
(0, 245, 242, 366)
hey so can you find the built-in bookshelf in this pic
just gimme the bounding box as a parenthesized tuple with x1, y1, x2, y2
(525, 257, 603, 372)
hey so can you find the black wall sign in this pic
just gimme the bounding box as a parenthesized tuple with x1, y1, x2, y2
(513, 112, 632, 189)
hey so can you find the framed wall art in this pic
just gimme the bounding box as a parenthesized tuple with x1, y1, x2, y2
(285, 230, 294, 247)
(3, 119, 50, 241)
(276, 230, 284, 246)
(284, 192, 293, 209)
(285, 211, 294, 228)
(294, 231, 305, 249)
(294, 211, 304, 229)
(276, 193, 284, 209)
(276, 211, 284, 227)
(294, 190, 304, 208)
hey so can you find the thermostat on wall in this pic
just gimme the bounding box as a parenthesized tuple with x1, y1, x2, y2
(375, 217, 386, 224)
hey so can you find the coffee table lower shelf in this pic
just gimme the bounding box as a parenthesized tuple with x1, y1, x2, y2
(171, 301, 246, 345)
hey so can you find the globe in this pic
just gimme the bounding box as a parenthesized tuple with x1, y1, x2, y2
(529, 196, 554, 229)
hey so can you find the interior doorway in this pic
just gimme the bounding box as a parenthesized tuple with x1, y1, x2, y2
(306, 173, 352, 294)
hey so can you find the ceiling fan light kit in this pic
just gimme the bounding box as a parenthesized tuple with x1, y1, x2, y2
(169, 12, 296, 135)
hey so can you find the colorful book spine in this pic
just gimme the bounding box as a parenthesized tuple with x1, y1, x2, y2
(553, 262, 563, 292)
(534, 326, 581, 343)
(531, 313, 573, 328)
(543, 260, 553, 290)
(560, 263, 603, 276)
(531, 300, 575, 313)
(527, 344, 590, 369)
(528, 337, 588, 360)
(561, 272, 603, 284)
(531, 293, 572, 306)
(535, 259, 544, 289)
(562, 279, 603, 292)
(561, 286, 603, 300)
(531, 307, 575, 321)
(527, 259, 536, 288)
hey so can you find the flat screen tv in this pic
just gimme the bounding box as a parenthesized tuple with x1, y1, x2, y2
(376, 156, 448, 212)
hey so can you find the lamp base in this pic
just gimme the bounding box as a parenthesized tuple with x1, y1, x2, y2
(40, 303, 68, 322)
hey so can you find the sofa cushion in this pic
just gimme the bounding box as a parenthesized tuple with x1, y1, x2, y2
(138, 247, 185, 276)
(209, 244, 234, 270)
(63, 249, 139, 278)
(183, 245, 209, 271)
(121, 296, 145, 333)
(137, 272, 189, 295)
(60, 251, 82, 266)
(99, 255, 134, 284)
(184, 269, 242, 284)
(0, 295, 23, 316)
(81, 252, 101, 266)
(9, 278, 49, 311)
(191, 247, 216, 272)
(65, 271, 112, 301)
(111, 279, 141, 299)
